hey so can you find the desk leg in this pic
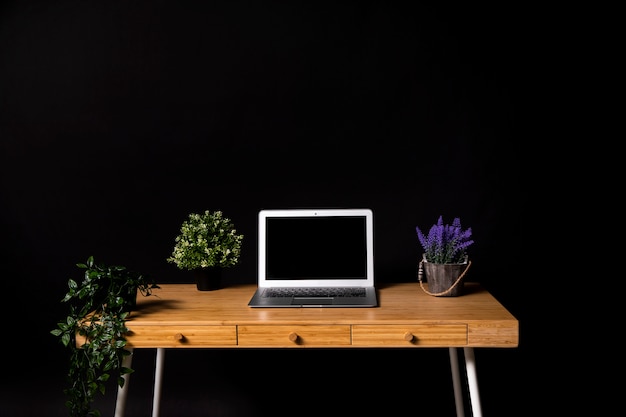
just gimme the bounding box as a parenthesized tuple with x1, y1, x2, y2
(463, 347, 482, 417)
(152, 348, 166, 417)
(114, 347, 134, 417)
(449, 348, 465, 417)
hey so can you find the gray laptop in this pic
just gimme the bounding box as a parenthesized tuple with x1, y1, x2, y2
(248, 208, 378, 308)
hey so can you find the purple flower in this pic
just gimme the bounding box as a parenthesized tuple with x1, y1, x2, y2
(415, 216, 474, 264)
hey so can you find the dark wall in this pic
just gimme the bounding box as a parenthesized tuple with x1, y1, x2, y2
(1, 1, 534, 416)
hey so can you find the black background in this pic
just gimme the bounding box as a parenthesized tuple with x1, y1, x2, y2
(1, 1, 539, 416)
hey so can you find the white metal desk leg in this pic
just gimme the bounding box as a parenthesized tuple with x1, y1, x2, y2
(152, 348, 165, 417)
(463, 347, 483, 417)
(114, 347, 134, 417)
(449, 348, 465, 417)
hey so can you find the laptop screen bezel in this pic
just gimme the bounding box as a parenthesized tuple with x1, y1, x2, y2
(257, 208, 375, 288)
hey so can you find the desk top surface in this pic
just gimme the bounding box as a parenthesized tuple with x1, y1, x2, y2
(130, 282, 518, 347)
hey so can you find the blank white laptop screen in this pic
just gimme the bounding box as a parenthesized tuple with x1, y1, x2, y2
(247, 208, 378, 307)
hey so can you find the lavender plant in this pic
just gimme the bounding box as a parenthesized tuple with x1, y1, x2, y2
(415, 216, 474, 264)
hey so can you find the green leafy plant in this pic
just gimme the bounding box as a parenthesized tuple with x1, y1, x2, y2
(415, 215, 474, 264)
(51, 256, 159, 417)
(167, 210, 244, 270)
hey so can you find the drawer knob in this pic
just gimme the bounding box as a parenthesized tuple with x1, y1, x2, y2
(403, 332, 414, 342)
(175, 333, 184, 341)
(288, 332, 299, 342)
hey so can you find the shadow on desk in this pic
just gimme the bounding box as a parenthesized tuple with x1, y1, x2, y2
(377, 280, 485, 296)
(130, 298, 182, 317)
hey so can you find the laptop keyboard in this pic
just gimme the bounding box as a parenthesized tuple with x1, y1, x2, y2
(262, 287, 367, 298)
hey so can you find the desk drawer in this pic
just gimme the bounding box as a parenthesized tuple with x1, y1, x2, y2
(352, 324, 467, 346)
(126, 325, 237, 347)
(238, 325, 351, 347)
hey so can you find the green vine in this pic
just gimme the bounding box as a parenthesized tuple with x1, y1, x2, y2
(51, 256, 159, 417)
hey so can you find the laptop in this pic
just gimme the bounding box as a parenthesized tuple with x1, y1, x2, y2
(248, 208, 378, 307)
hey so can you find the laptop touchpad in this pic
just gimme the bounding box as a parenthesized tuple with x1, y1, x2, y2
(292, 298, 334, 305)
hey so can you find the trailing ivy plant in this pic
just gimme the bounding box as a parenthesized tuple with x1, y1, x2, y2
(51, 256, 159, 417)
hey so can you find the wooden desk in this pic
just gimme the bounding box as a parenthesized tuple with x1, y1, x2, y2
(117, 282, 518, 417)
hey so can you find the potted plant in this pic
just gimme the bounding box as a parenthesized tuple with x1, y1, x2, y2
(167, 210, 244, 290)
(51, 256, 159, 417)
(415, 215, 474, 296)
